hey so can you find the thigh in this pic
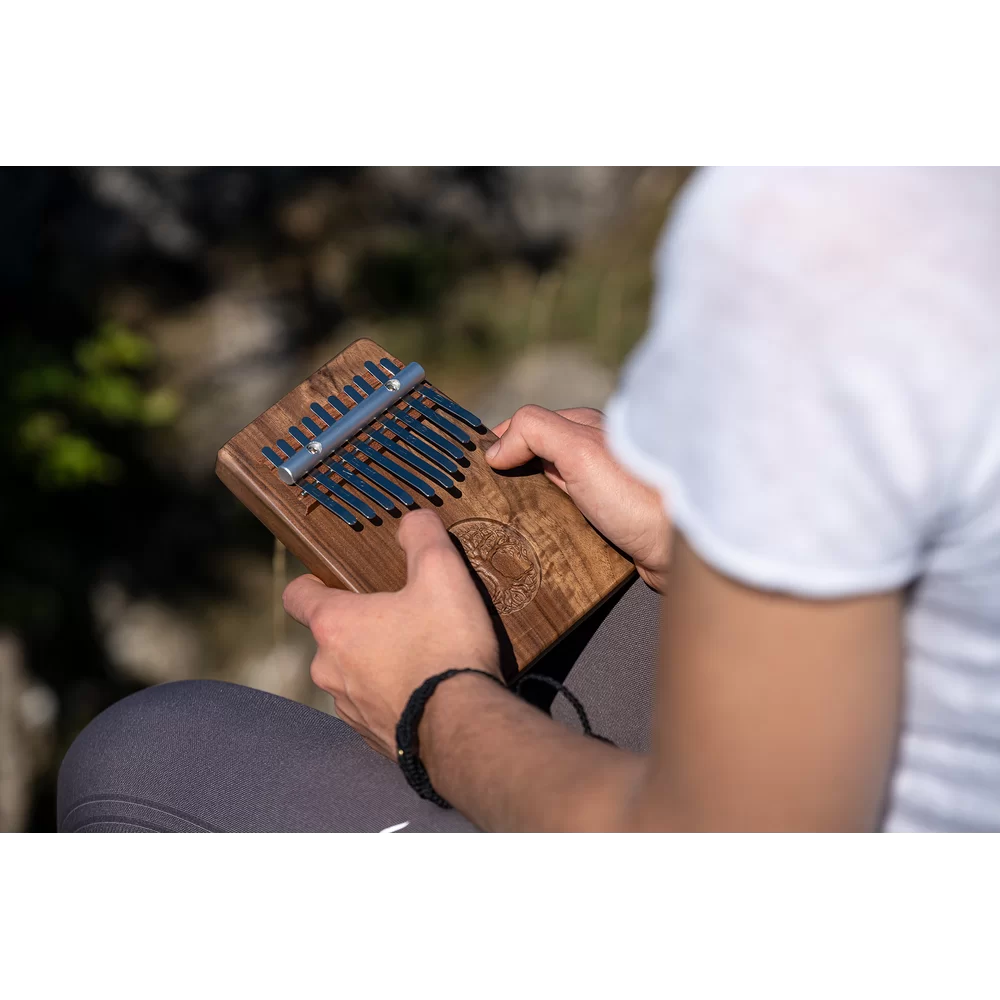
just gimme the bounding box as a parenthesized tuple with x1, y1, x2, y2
(58, 679, 477, 833)
(59, 579, 660, 832)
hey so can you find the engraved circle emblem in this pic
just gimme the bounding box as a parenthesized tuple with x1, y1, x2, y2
(450, 518, 541, 615)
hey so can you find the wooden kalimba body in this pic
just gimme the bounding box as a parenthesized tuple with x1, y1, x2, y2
(216, 339, 634, 677)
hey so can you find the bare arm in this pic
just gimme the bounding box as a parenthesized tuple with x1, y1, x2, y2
(417, 534, 902, 832)
(284, 408, 904, 832)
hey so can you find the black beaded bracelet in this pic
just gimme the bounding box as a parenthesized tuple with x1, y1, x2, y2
(395, 668, 614, 809)
(395, 668, 504, 809)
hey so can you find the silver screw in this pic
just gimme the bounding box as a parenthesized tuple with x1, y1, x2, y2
(307, 441, 322, 454)
(385, 378, 401, 392)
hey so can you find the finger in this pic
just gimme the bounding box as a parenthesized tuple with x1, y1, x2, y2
(491, 409, 601, 438)
(396, 509, 471, 588)
(283, 574, 349, 629)
(541, 460, 568, 493)
(484, 404, 595, 471)
(554, 407, 604, 429)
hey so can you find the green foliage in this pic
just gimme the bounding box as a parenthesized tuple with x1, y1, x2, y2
(10, 322, 178, 489)
(75, 322, 154, 372)
(23, 423, 121, 487)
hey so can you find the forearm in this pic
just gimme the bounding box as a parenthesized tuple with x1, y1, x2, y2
(419, 673, 648, 832)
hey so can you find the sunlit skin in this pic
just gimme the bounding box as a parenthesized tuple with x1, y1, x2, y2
(283, 406, 903, 831)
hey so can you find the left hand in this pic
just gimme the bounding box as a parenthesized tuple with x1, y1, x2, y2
(282, 509, 502, 757)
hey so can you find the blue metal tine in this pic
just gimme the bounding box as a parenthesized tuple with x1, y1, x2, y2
(355, 372, 464, 459)
(287, 426, 389, 515)
(302, 411, 415, 508)
(346, 380, 461, 473)
(378, 358, 483, 429)
(363, 427, 455, 490)
(389, 409, 464, 460)
(293, 421, 395, 512)
(262, 446, 287, 469)
(341, 383, 455, 487)
(276, 437, 373, 519)
(324, 396, 437, 498)
(265, 443, 358, 526)
(287, 426, 376, 519)
(365, 361, 472, 445)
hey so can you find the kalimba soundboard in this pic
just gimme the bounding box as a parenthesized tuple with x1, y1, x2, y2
(216, 338, 635, 677)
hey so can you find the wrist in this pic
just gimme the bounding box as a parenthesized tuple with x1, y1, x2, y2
(418, 670, 506, 780)
(419, 669, 502, 736)
(394, 668, 505, 808)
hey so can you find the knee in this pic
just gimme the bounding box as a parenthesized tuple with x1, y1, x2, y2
(57, 680, 237, 831)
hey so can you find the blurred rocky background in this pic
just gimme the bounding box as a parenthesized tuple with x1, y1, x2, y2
(0, 166, 691, 831)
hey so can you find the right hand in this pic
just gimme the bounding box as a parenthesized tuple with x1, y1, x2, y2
(485, 406, 671, 591)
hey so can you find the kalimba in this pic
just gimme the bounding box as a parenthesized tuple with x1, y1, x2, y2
(216, 338, 635, 677)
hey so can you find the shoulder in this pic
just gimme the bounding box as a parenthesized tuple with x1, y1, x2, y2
(651, 167, 1000, 371)
(609, 168, 1000, 596)
(666, 168, 997, 290)
(669, 166, 1000, 251)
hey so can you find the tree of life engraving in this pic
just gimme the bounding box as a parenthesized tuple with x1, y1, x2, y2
(449, 518, 541, 615)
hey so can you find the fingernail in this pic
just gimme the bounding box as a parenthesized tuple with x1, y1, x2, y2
(485, 442, 500, 459)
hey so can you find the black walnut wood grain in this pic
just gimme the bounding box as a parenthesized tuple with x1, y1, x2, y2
(216, 338, 635, 675)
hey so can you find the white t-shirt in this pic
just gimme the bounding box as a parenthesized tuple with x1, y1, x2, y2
(606, 167, 1000, 832)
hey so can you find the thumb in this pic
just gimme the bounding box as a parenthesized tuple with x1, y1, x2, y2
(396, 509, 469, 587)
(484, 404, 567, 470)
(283, 573, 351, 629)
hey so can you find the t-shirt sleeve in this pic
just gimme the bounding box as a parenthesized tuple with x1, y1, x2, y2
(606, 167, 985, 597)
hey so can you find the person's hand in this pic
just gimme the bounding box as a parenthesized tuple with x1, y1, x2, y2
(486, 406, 670, 591)
(282, 509, 501, 757)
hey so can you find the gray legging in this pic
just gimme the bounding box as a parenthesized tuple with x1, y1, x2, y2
(58, 579, 659, 832)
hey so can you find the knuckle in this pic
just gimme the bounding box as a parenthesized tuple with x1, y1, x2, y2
(308, 656, 327, 689)
(513, 404, 547, 428)
(311, 608, 341, 645)
(280, 581, 299, 615)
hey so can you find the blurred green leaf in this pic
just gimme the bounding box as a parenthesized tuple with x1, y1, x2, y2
(75, 322, 153, 373)
(9, 322, 176, 490)
(18, 411, 67, 450)
(78, 371, 146, 422)
(39, 433, 121, 488)
(140, 386, 180, 427)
